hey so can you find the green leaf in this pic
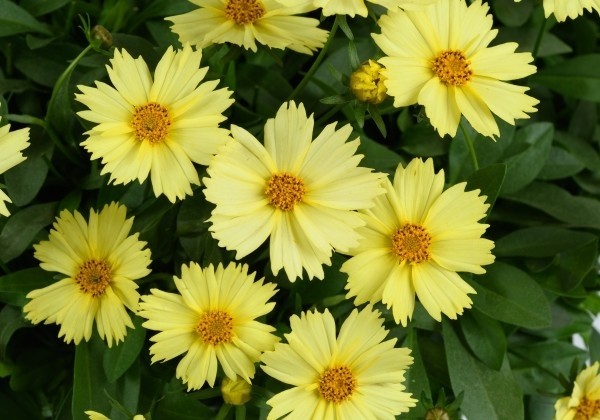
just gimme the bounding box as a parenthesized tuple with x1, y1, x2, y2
(537, 146, 585, 180)
(0, 0, 51, 37)
(495, 227, 598, 258)
(590, 329, 600, 364)
(402, 328, 430, 418)
(73, 337, 112, 420)
(443, 320, 524, 419)
(467, 262, 551, 329)
(357, 135, 404, 172)
(532, 54, 600, 102)
(0, 267, 56, 306)
(500, 123, 554, 195)
(4, 140, 51, 207)
(465, 163, 506, 219)
(493, 0, 533, 26)
(103, 316, 146, 383)
(460, 310, 507, 370)
(20, 0, 71, 16)
(0, 202, 57, 263)
(0, 305, 32, 362)
(503, 181, 600, 229)
(154, 391, 215, 420)
(399, 123, 450, 158)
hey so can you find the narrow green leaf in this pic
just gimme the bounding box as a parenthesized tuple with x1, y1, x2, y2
(504, 181, 600, 229)
(532, 54, 600, 102)
(154, 392, 215, 419)
(460, 310, 507, 370)
(103, 316, 146, 383)
(443, 320, 524, 419)
(0, 202, 57, 263)
(0, 0, 52, 37)
(0, 268, 55, 306)
(402, 328, 430, 418)
(590, 329, 600, 364)
(537, 147, 585, 180)
(467, 262, 551, 329)
(465, 163, 506, 219)
(0, 305, 32, 361)
(73, 337, 112, 420)
(495, 227, 597, 258)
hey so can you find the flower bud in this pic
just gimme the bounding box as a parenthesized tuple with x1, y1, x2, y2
(91, 25, 112, 49)
(349, 60, 387, 105)
(221, 376, 252, 405)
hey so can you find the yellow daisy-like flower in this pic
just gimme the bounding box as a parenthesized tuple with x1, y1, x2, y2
(138, 262, 279, 390)
(75, 44, 233, 202)
(373, 0, 539, 139)
(555, 362, 600, 420)
(23, 203, 152, 347)
(0, 113, 30, 217)
(515, 0, 600, 22)
(203, 101, 384, 282)
(340, 158, 495, 326)
(261, 306, 417, 419)
(277, 0, 438, 17)
(166, 0, 329, 54)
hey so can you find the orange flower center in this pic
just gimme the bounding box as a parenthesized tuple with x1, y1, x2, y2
(196, 310, 234, 346)
(75, 259, 112, 297)
(265, 173, 305, 211)
(131, 102, 171, 144)
(432, 50, 472, 86)
(575, 397, 600, 419)
(318, 366, 357, 403)
(391, 224, 432, 263)
(224, 0, 265, 25)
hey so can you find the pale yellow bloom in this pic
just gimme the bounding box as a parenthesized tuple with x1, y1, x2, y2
(516, 0, 600, 22)
(24, 203, 151, 347)
(341, 158, 495, 326)
(139, 262, 279, 390)
(85, 411, 145, 420)
(167, 0, 328, 54)
(203, 101, 384, 282)
(555, 362, 600, 420)
(76, 44, 233, 202)
(261, 306, 416, 419)
(0, 112, 30, 216)
(349, 59, 387, 104)
(222, 376, 252, 405)
(373, 0, 538, 139)
(278, 0, 438, 17)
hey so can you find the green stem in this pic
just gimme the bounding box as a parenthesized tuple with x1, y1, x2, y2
(459, 121, 479, 171)
(235, 405, 246, 420)
(315, 103, 344, 126)
(287, 18, 339, 101)
(532, 17, 548, 58)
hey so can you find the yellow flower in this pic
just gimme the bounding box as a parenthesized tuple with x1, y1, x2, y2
(85, 412, 145, 420)
(261, 306, 417, 419)
(0, 113, 30, 216)
(341, 158, 495, 326)
(349, 59, 387, 104)
(166, 0, 329, 54)
(138, 262, 279, 390)
(203, 101, 384, 282)
(75, 44, 233, 202)
(24, 203, 151, 347)
(555, 362, 600, 420)
(515, 0, 600, 22)
(221, 376, 252, 405)
(279, 0, 438, 17)
(373, 0, 539, 139)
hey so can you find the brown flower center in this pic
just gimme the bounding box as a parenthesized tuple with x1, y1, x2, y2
(75, 259, 112, 297)
(265, 173, 305, 211)
(195, 310, 234, 346)
(318, 366, 357, 403)
(391, 224, 432, 264)
(224, 0, 265, 25)
(575, 397, 600, 419)
(131, 102, 171, 144)
(432, 50, 472, 86)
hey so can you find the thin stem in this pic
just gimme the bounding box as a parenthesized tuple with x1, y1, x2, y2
(532, 17, 548, 58)
(459, 121, 479, 171)
(287, 18, 339, 101)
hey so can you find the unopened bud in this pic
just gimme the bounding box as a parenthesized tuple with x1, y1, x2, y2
(221, 376, 252, 405)
(349, 59, 387, 105)
(91, 25, 112, 49)
(425, 407, 451, 420)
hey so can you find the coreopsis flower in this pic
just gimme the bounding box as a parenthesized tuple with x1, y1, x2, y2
(341, 158, 495, 326)
(373, 0, 539, 139)
(0, 113, 30, 216)
(203, 101, 384, 282)
(261, 306, 417, 419)
(166, 0, 328, 54)
(554, 362, 600, 420)
(85, 412, 145, 420)
(515, 0, 600, 22)
(24, 203, 151, 347)
(75, 44, 233, 202)
(138, 262, 279, 390)
(349, 59, 387, 104)
(221, 376, 252, 405)
(278, 0, 438, 17)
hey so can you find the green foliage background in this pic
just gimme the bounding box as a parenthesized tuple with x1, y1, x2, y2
(0, 0, 599, 419)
